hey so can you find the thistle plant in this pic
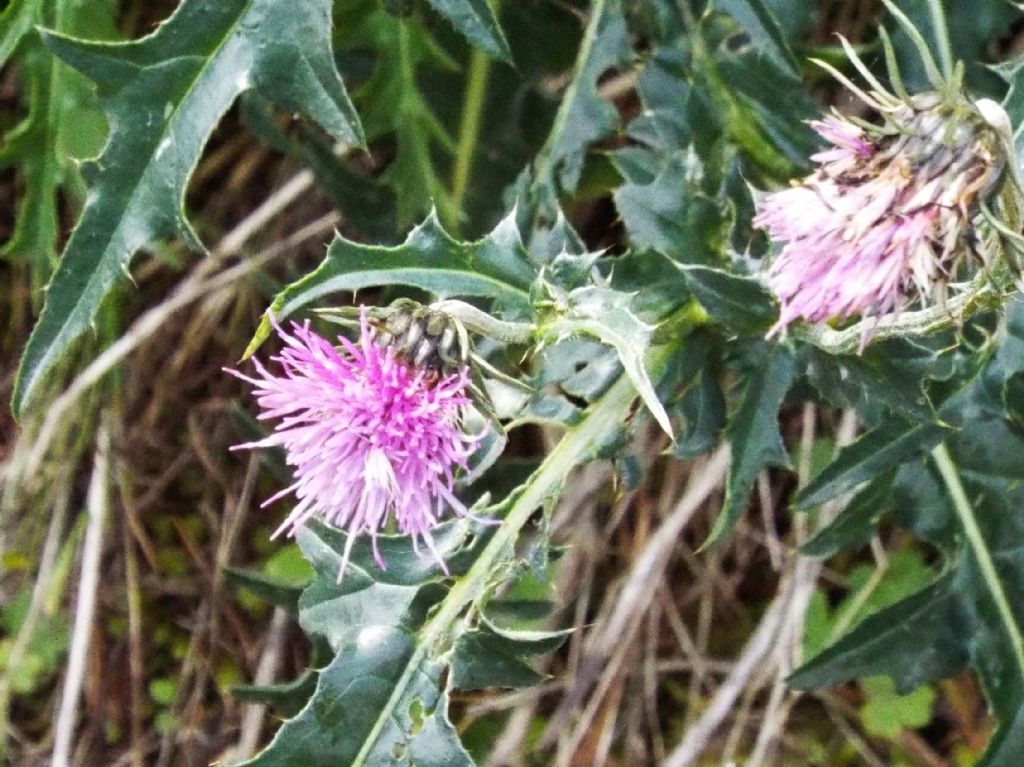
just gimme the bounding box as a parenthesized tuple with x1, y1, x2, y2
(756, 19, 1022, 348)
(12, 1, 1024, 766)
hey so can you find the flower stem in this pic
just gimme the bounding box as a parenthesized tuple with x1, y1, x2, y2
(791, 274, 999, 355)
(931, 442, 1024, 680)
(924, 0, 954, 80)
(351, 341, 677, 766)
(449, 42, 494, 237)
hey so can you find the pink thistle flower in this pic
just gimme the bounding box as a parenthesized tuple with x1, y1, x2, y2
(755, 95, 1006, 344)
(228, 308, 479, 577)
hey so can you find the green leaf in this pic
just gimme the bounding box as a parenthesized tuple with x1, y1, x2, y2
(238, 627, 473, 767)
(797, 421, 949, 510)
(790, 340, 1024, 767)
(425, 0, 512, 62)
(705, 345, 796, 547)
(531, 0, 632, 211)
(244, 210, 536, 357)
(789, 570, 967, 693)
(713, 0, 800, 76)
(0, 0, 118, 292)
(232, 670, 318, 718)
(612, 153, 725, 264)
(546, 286, 674, 437)
(239, 93, 395, 241)
(13, 0, 364, 416)
(675, 263, 778, 335)
(451, 618, 569, 690)
(802, 337, 946, 423)
(0, 0, 41, 66)
(860, 676, 936, 740)
(223, 567, 305, 613)
(801, 471, 895, 558)
(351, 11, 460, 227)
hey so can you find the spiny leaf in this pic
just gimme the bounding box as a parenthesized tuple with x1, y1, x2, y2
(713, 0, 800, 76)
(350, 8, 460, 228)
(532, 0, 632, 212)
(612, 152, 725, 264)
(0, 0, 117, 293)
(235, 520, 486, 765)
(237, 627, 472, 767)
(675, 263, 777, 335)
(791, 307, 1024, 767)
(797, 420, 949, 510)
(705, 345, 796, 547)
(244, 210, 536, 357)
(425, 0, 512, 63)
(13, 0, 364, 416)
(546, 286, 674, 438)
(451, 618, 570, 690)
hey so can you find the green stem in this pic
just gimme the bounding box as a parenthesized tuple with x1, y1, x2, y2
(351, 343, 675, 766)
(449, 46, 493, 236)
(931, 442, 1024, 680)
(924, 0, 954, 80)
(792, 274, 998, 355)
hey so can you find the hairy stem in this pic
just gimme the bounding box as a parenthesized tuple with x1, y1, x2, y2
(931, 442, 1024, 680)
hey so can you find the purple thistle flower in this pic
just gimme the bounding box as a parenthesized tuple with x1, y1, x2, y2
(755, 94, 1006, 344)
(228, 308, 479, 577)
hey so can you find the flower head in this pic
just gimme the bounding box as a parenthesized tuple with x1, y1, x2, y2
(756, 85, 1008, 343)
(229, 307, 479, 577)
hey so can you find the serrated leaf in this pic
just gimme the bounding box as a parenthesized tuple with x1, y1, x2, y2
(802, 337, 946, 423)
(351, 10, 460, 228)
(531, 0, 632, 211)
(13, 0, 364, 416)
(0, 0, 117, 293)
(451, 619, 570, 691)
(797, 421, 949, 510)
(223, 567, 305, 613)
(705, 345, 796, 547)
(425, 0, 512, 62)
(791, 310, 1024, 766)
(801, 471, 895, 557)
(237, 627, 473, 767)
(294, 519, 490, 640)
(612, 152, 725, 264)
(675, 263, 777, 335)
(245, 210, 535, 357)
(547, 286, 673, 438)
(713, 0, 800, 76)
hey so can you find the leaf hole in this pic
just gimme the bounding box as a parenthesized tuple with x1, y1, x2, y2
(408, 698, 425, 733)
